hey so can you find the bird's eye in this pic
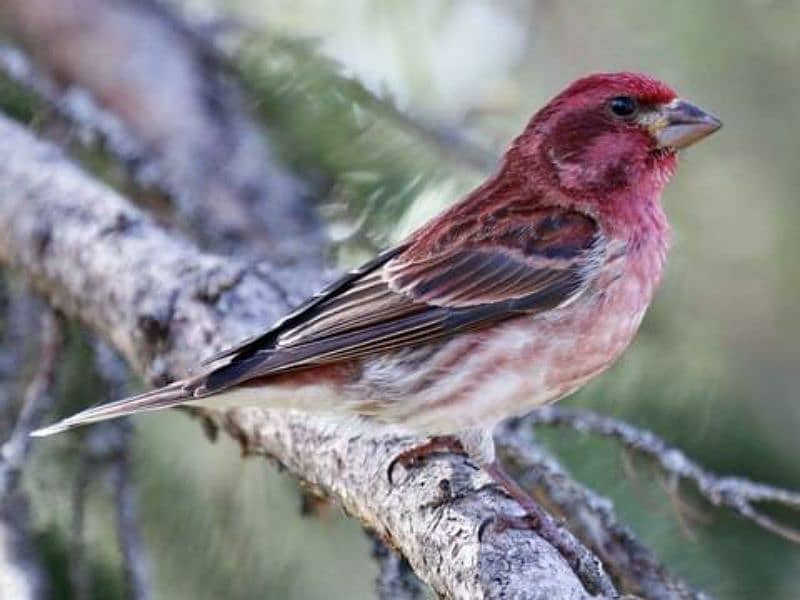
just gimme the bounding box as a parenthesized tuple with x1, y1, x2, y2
(609, 96, 638, 119)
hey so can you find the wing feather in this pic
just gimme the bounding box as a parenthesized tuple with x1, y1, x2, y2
(193, 206, 607, 397)
(199, 246, 408, 365)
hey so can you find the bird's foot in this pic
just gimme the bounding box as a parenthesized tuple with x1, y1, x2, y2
(388, 436, 466, 483)
(479, 504, 612, 596)
(480, 460, 581, 572)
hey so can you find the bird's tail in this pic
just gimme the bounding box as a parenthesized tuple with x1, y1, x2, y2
(30, 380, 191, 438)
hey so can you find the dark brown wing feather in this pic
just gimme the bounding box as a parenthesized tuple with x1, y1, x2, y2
(199, 246, 408, 365)
(193, 206, 605, 396)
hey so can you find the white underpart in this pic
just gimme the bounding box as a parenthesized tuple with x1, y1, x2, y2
(186, 383, 342, 414)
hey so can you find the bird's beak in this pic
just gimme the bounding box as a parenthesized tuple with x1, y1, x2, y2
(652, 99, 722, 149)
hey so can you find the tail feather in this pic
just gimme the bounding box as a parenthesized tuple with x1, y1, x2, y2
(30, 381, 191, 438)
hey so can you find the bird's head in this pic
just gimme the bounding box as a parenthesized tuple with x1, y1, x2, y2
(512, 72, 721, 202)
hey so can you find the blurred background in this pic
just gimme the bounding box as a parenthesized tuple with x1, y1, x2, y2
(2, 1, 800, 598)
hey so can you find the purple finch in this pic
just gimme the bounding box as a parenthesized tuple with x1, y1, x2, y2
(33, 73, 720, 487)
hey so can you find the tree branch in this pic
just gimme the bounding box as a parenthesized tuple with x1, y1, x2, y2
(0, 310, 62, 500)
(496, 419, 707, 600)
(524, 406, 800, 543)
(0, 307, 63, 600)
(109, 429, 152, 600)
(370, 534, 427, 600)
(0, 0, 321, 261)
(93, 343, 153, 600)
(0, 114, 603, 598)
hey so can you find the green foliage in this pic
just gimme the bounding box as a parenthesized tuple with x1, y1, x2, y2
(236, 33, 484, 255)
(33, 528, 126, 600)
(0, 75, 37, 124)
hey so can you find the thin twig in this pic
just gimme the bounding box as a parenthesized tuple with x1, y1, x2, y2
(0, 278, 44, 432)
(0, 309, 63, 501)
(496, 419, 706, 600)
(0, 44, 154, 180)
(108, 422, 152, 600)
(0, 291, 56, 600)
(70, 448, 91, 600)
(523, 406, 800, 543)
(93, 343, 153, 600)
(657, 471, 698, 542)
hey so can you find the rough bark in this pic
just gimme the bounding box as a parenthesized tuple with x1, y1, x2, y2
(0, 0, 321, 261)
(371, 534, 427, 600)
(0, 114, 599, 598)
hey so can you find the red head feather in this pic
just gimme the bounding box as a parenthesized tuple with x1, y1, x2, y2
(503, 72, 681, 234)
(553, 72, 677, 106)
(414, 73, 698, 253)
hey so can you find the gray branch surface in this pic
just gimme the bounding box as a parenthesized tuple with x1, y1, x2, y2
(0, 0, 321, 261)
(371, 533, 427, 600)
(0, 114, 598, 598)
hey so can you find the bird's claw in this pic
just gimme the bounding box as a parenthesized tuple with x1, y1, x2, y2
(387, 436, 466, 484)
(478, 513, 542, 542)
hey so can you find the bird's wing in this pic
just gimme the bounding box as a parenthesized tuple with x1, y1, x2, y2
(194, 206, 606, 396)
(199, 246, 409, 366)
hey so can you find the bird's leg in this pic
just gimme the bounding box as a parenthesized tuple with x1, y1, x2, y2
(481, 460, 554, 530)
(388, 429, 594, 581)
(480, 459, 581, 573)
(482, 459, 615, 595)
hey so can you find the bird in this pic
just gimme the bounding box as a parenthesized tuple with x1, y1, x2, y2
(32, 72, 720, 530)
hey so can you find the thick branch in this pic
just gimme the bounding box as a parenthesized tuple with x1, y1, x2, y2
(0, 0, 320, 260)
(0, 114, 598, 598)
